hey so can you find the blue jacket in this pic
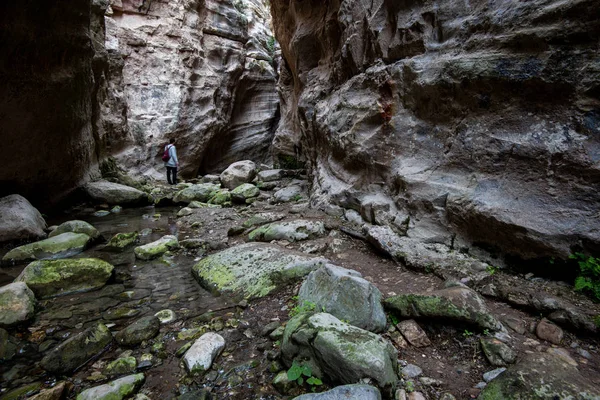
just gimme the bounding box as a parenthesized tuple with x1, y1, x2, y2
(164, 144, 178, 167)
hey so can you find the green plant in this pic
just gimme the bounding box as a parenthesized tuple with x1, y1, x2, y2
(404, 380, 415, 392)
(287, 361, 322, 387)
(289, 300, 317, 317)
(462, 329, 473, 338)
(389, 314, 400, 326)
(291, 194, 304, 202)
(486, 265, 498, 275)
(266, 35, 276, 54)
(570, 253, 600, 301)
(483, 329, 490, 336)
(593, 315, 600, 328)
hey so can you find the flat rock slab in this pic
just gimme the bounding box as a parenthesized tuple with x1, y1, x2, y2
(480, 338, 516, 366)
(16, 258, 114, 298)
(397, 320, 431, 347)
(134, 235, 179, 260)
(0, 282, 36, 327)
(183, 332, 225, 373)
(293, 384, 382, 400)
(41, 323, 112, 374)
(480, 352, 600, 399)
(249, 219, 326, 242)
(192, 243, 327, 299)
(76, 373, 145, 400)
(3, 232, 91, 264)
(273, 185, 303, 203)
(384, 282, 503, 331)
(298, 264, 386, 332)
(84, 181, 149, 206)
(49, 220, 99, 240)
(282, 313, 398, 396)
(0, 194, 47, 243)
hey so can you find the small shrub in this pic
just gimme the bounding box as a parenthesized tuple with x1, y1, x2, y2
(287, 361, 322, 387)
(570, 253, 600, 301)
(462, 329, 473, 338)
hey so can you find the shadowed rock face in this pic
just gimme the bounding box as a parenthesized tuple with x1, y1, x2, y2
(270, 0, 600, 261)
(0, 0, 104, 204)
(105, 0, 279, 179)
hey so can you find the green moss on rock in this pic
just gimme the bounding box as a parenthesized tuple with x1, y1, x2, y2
(107, 232, 139, 249)
(134, 235, 179, 260)
(49, 220, 100, 240)
(3, 232, 92, 264)
(16, 258, 114, 298)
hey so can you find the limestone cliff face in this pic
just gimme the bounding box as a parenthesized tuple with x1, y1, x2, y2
(105, 0, 279, 178)
(0, 0, 105, 204)
(271, 0, 600, 261)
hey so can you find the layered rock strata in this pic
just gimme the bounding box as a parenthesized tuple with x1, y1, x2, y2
(270, 0, 600, 262)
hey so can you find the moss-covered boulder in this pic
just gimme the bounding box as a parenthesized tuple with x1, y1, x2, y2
(106, 232, 139, 250)
(299, 265, 386, 333)
(231, 183, 260, 204)
(104, 357, 137, 376)
(2, 232, 92, 264)
(115, 316, 160, 346)
(134, 235, 179, 260)
(16, 258, 114, 298)
(49, 220, 99, 240)
(248, 220, 326, 242)
(41, 323, 113, 374)
(0, 282, 36, 327)
(191, 243, 327, 299)
(479, 352, 600, 399)
(76, 373, 145, 400)
(208, 189, 232, 206)
(281, 313, 397, 397)
(384, 282, 503, 331)
(173, 183, 220, 204)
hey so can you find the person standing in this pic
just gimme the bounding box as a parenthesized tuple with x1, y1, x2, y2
(164, 139, 179, 185)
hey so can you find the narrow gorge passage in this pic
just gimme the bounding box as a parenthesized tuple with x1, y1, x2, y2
(1, 1, 600, 400)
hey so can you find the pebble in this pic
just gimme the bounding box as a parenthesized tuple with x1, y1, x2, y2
(576, 348, 592, 359)
(475, 382, 487, 389)
(483, 367, 506, 382)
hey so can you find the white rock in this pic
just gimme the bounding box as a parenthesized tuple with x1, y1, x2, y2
(183, 332, 225, 373)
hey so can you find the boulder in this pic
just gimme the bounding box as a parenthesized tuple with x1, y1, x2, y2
(281, 313, 398, 396)
(396, 320, 431, 347)
(208, 189, 232, 206)
(258, 169, 286, 182)
(16, 258, 114, 298)
(115, 316, 160, 346)
(273, 185, 303, 203)
(104, 356, 137, 376)
(230, 183, 260, 203)
(192, 243, 327, 299)
(248, 220, 326, 242)
(293, 384, 382, 400)
(220, 160, 257, 190)
(0, 194, 47, 243)
(479, 352, 600, 399)
(480, 338, 517, 366)
(84, 181, 149, 206)
(183, 332, 225, 373)
(298, 265, 386, 332)
(48, 220, 100, 240)
(173, 183, 221, 204)
(41, 323, 113, 374)
(384, 283, 503, 331)
(3, 232, 92, 264)
(106, 232, 139, 250)
(134, 235, 179, 260)
(0, 282, 36, 327)
(535, 318, 564, 345)
(76, 374, 145, 400)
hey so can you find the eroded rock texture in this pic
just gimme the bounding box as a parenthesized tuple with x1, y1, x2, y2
(105, 0, 279, 179)
(0, 0, 105, 204)
(271, 0, 600, 261)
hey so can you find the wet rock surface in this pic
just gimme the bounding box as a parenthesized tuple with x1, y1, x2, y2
(3, 233, 92, 264)
(0, 282, 36, 327)
(0, 195, 47, 244)
(0, 180, 598, 399)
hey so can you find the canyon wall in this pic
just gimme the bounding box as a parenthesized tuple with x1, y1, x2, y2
(105, 0, 279, 179)
(0, 0, 105, 204)
(271, 0, 600, 262)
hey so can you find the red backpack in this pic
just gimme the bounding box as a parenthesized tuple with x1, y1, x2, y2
(162, 144, 172, 162)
